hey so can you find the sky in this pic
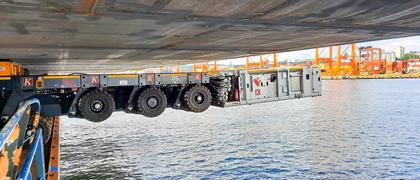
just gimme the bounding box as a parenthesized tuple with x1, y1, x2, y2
(217, 35, 420, 65)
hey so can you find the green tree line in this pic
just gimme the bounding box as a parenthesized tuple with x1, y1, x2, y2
(400, 53, 420, 60)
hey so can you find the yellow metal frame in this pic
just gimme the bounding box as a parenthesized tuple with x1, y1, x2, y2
(43, 75, 80, 79)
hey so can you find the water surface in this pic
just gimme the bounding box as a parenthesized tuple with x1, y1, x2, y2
(61, 79, 420, 179)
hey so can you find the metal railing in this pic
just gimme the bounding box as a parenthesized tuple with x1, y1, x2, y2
(0, 98, 46, 180)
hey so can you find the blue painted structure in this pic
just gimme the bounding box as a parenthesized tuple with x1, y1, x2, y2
(18, 129, 45, 180)
(0, 98, 47, 180)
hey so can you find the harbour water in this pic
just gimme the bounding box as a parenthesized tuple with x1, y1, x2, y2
(61, 79, 420, 179)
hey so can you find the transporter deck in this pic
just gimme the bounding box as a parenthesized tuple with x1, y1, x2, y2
(1, 67, 321, 122)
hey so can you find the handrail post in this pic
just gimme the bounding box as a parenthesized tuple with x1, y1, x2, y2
(18, 129, 45, 180)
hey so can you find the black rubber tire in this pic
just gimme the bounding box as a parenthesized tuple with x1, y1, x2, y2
(39, 115, 54, 144)
(137, 87, 167, 117)
(78, 90, 115, 122)
(183, 85, 212, 113)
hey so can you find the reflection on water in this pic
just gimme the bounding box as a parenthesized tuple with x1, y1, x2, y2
(61, 80, 420, 179)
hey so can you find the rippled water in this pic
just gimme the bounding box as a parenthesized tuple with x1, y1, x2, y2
(61, 80, 420, 179)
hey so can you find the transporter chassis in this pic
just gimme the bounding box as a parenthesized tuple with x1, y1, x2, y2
(1, 67, 321, 123)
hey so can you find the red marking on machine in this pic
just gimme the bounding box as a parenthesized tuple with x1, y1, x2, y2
(64, 80, 75, 87)
(255, 89, 261, 95)
(234, 88, 240, 101)
(22, 77, 33, 87)
(147, 74, 154, 82)
(253, 78, 261, 86)
(195, 74, 201, 80)
(90, 75, 99, 85)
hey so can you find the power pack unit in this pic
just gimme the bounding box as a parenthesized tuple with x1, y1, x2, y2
(0, 59, 27, 76)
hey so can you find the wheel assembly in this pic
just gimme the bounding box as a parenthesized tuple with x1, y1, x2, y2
(38, 115, 54, 143)
(78, 90, 115, 122)
(31, 113, 54, 144)
(137, 87, 167, 117)
(183, 85, 212, 112)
